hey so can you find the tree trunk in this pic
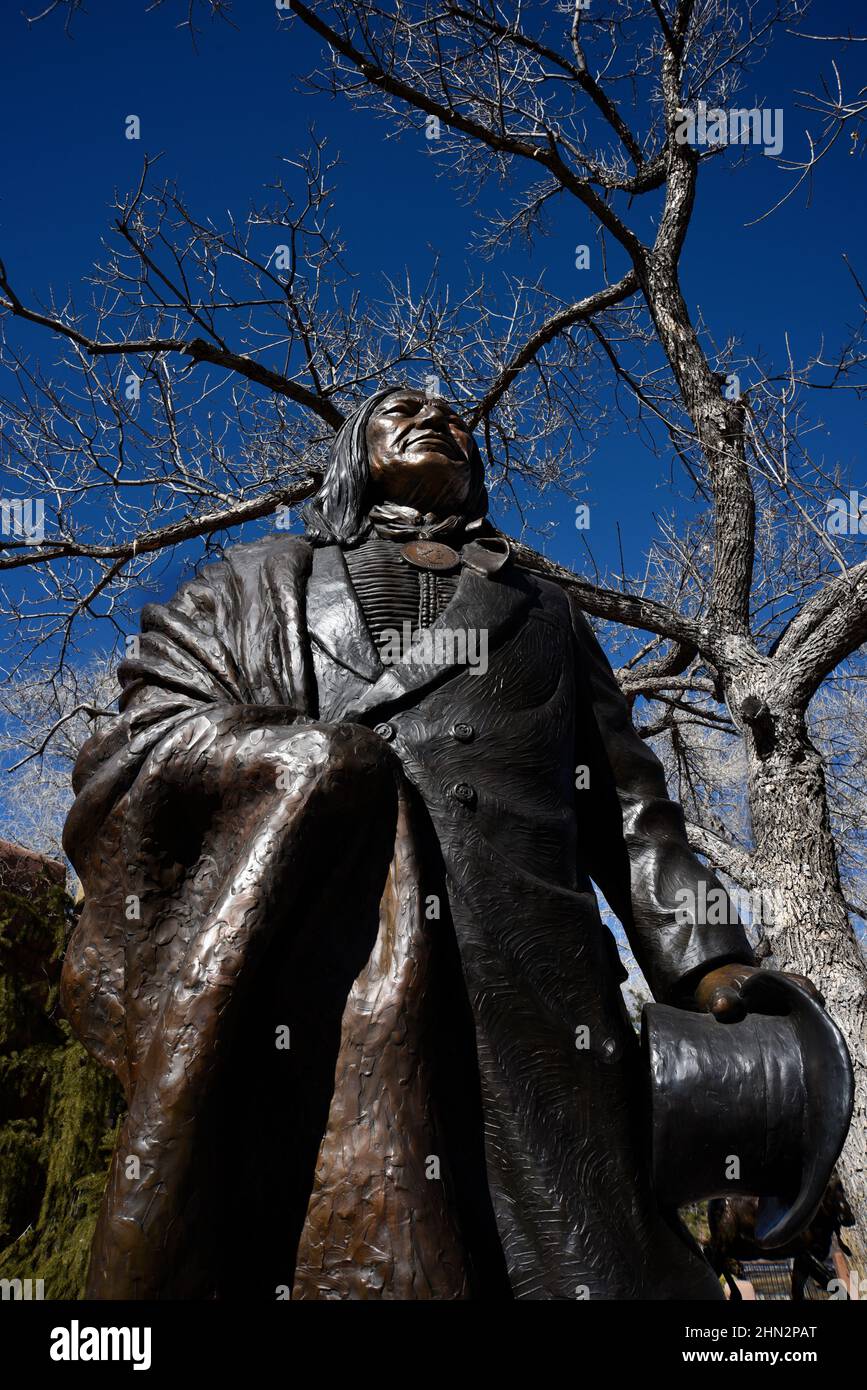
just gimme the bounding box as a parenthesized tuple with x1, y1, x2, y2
(644, 250, 867, 1273)
(739, 694, 867, 1271)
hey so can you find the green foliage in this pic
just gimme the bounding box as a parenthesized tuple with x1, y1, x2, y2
(681, 1200, 711, 1246)
(0, 876, 121, 1298)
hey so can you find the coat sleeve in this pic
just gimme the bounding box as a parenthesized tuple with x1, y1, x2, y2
(568, 599, 755, 1004)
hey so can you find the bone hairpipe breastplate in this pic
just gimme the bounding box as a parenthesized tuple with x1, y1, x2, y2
(344, 530, 459, 650)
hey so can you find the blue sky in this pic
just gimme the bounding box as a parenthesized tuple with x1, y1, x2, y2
(0, 0, 864, 635)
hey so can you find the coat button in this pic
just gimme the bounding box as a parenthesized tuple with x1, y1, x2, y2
(597, 1035, 622, 1064)
(374, 722, 396, 741)
(451, 722, 475, 742)
(451, 782, 476, 807)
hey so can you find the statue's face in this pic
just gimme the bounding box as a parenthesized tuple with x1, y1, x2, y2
(366, 391, 475, 513)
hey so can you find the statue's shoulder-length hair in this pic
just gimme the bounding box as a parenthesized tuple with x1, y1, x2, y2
(302, 386, 489, 546)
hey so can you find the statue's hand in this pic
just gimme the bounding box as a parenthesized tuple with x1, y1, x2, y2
(693, 961, 824, 1022)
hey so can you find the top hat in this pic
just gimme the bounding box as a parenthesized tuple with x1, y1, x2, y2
(641, 971, 854, 1249)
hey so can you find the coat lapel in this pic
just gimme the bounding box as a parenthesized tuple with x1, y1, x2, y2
(305, 542, 537, 722)
(306, 545, 383, 682)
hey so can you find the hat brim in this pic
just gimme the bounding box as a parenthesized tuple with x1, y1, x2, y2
(740, 972, 854, 1249)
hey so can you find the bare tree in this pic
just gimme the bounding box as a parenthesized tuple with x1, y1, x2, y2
(3, 0, 866, 1257)
(0, 656, 117, 864)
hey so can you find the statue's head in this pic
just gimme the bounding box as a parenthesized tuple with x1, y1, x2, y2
(303, 386, 488, 545)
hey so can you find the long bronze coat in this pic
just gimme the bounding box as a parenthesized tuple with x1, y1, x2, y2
(62, 536, 752, 1299)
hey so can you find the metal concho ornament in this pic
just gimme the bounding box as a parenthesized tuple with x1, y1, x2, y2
(400, 540, 461, 572)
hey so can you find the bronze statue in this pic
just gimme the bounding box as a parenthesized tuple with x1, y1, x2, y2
(61, 386, 852, 1300)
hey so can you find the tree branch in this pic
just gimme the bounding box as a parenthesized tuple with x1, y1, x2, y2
(503, 536, 710, 652)
(774, 559, 867, 706)
(684, 820, 758, 886)
(0, 478, 319, 570)
(469, 271, 638, 426)
(288, 0, 646, 259)
(0, 262, 345, 429)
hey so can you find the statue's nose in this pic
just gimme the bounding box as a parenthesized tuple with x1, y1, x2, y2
(416, 398, 450, 424)
(410, 399, 468, 444)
